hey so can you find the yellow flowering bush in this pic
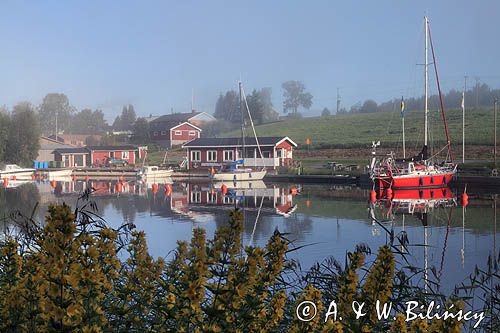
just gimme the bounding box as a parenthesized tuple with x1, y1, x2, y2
(0, 197, 493, 332)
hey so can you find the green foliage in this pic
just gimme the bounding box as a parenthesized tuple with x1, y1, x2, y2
(113, 105, 137, 131)
(70, 109, 108, 134)
(214, 88, 279, 125)
(38, 93, 75, 135)
(1, 198, 495, 332)
(222, 107, 499, 149)
(214, 90, 240, 123)
(282, 80, 313, 115)
(4, 102, 41, 165)
(131, 117, 150, 144)
(321, 107, 331, 117)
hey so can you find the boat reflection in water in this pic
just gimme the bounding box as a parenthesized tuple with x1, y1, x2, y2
(172, 180, 297, 221)
(370, 187, 460, 291)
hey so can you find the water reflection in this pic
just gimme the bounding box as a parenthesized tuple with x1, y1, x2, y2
(0, 179, 497, 294)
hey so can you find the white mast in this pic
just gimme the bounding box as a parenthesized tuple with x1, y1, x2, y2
(424, 16, 429, 149)
(462, 90, 465, 163)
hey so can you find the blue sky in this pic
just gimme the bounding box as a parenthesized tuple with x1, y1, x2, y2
(0, 0, 499, 120)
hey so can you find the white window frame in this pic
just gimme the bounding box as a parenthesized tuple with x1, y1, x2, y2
(190, 191, 201, 203)
(223, 196, 234, 204)
(207, 192, 217, 204)
(191, 150, 201, 162)
(161, 130, 166, 135)
(153, 131, 158, 136)
(207, 150, 217, 162)
(223, 150, 234, 161)
(175, 130, 182, 136)
(189, 130, 196, 136)
(122, 151, 129, 159)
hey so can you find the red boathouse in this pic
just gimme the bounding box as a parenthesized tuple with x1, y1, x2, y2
(183, 136, 297, 171)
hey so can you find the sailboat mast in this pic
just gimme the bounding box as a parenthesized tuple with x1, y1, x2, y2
(424, 16, 429, 149)
(239, 81, 245, 162)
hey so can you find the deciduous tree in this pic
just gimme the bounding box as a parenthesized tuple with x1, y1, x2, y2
(282, 80, 313, 115)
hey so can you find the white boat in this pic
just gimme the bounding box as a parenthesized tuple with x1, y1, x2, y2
(138, 165, 173, 179)
(47, 169, 73, 180)
(211, 81, 267, 181)
(0, 164, 35, 179)
(211, 169, 266, 182)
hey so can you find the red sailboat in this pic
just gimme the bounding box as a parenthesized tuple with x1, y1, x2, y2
(370, 16, 456, 189)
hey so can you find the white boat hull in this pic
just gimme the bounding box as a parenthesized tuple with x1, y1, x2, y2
(211, 170, 266, 181)
(141, 169, 173, 179)
(0, 171, 35, 180)
(47, 169, 73, 180)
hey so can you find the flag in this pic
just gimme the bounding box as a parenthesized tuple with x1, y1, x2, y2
(461, 91, 465, 110)
(400, 96, 405, 117)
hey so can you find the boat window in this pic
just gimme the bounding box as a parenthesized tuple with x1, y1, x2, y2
(207, 150, 217, 162)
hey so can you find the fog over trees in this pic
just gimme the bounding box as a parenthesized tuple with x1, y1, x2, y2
(353, 83, 500, 114)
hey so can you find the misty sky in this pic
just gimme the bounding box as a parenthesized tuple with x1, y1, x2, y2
(0, 0, 499, 120)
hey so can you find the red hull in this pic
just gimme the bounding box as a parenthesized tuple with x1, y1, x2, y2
(392, 173, 453, 189)
(375, 172, 454, 189)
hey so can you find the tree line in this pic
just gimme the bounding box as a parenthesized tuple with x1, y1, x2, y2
(351, 83, 500, 114)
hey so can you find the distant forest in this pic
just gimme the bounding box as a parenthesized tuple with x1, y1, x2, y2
(349, 83, 499, 114)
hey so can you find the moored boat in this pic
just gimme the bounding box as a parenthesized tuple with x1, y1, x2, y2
(0, 164, 35, 180)
(370, 16, 456, 189)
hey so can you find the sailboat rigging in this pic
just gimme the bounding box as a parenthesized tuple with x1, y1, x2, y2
(210, 81, 267, 181)
(370, 16, 457, 189)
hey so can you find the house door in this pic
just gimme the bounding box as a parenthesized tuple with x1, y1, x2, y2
(74, 155, 84, 167)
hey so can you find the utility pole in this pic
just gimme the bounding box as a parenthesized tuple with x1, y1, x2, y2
(475, 77, 479, 109)
(336, 88, 341, 114)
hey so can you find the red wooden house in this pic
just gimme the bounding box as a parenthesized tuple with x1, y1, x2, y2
(183, 136, 297, 171)
(149, 112, 215, 148)
(87, 146, 138, 166)
(53, 145, 142, 167)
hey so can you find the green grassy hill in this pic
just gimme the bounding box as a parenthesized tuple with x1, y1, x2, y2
(222, 108, 496, 149)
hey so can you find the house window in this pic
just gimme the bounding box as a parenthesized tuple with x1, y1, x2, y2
(190, 191, 201, 203)
(263, 151, 271, 158)
(161, 131, 166, 135)
(223, 196, 234, 204)
(122, 151, 129, 159)
(189, 130, 196, 136)
(207, 150, 217, 162)
(223, 150, 234, 161)
(175, 130, 182, 135)
(191, 150, 201, 162)
(207, 192, 217, 203)
(153, 131, 158, 136)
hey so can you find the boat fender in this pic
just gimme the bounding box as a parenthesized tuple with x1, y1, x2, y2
(430, 177, 434, 184)
(221, 184, 228, 195)
(461, 192, 469, 207)
(370, 190, 377, 203)
(442, 176, 446, 184)
(419, 177, 424, 186)
(3, 178, 8, 187)
(419, 190, 423, 199)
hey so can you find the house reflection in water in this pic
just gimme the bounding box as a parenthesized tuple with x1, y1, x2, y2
(176, 181, 297, 218)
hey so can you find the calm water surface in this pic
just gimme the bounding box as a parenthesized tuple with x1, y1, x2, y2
(1, 179, 498, 295)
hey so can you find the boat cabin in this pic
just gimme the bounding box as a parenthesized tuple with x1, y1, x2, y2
(183, 136, 297, 171)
